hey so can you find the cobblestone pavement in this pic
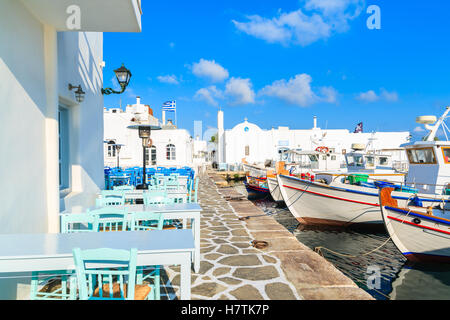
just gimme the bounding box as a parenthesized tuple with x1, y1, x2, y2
(160, 172, 373, 300)
(161, 173, 301, 300)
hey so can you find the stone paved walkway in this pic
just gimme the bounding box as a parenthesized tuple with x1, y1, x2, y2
(161, 171, 373, 300)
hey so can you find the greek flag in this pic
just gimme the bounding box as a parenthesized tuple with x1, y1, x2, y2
(162, 100, 176, 112)
(354, 122, 363, 133)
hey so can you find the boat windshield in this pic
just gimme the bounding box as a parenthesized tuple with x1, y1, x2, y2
(378, 156, 389, 166)
(347, 154, 364, 167)
(442, 147, 450, 164)
(365, 156, 375, 167)
(406, 148, 437, 164)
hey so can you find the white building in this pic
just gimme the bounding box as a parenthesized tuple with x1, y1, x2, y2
(0, 0, 142, 299)
(104, 97, 207, 169)
(217, 111, 411, 166)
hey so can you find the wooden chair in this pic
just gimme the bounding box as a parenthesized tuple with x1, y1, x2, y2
(96, 190, 125, 207)
(87, 207, 129, 232)
(29, 214, 96, 300)
(72, 247, 154, 300)
(143, 191, 171, 205)
(129, 212, 165, 300)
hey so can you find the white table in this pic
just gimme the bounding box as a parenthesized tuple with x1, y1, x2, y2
(0, 230, 194, 300)
(125, 203, 201, 273)
(122, 190, 189, 203)
(62, 203, 202, 273)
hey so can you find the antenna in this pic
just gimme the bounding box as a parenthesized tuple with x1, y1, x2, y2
(418, 106, 450, 141)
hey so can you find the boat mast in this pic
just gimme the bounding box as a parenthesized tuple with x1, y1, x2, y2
(425, 106, 450, 141)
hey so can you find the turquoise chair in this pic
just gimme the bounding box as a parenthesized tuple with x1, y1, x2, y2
(129, 212, 164, 300)
(96, 190, 125, 207)
(188, 177, 199, 203)
(72, 247, 155, 300)
(29, 214, 96, 300)
(60, 213, 96, 234)
(142, 191, 177, 229)
(113, 185, 134, 191)
(143, 191, 171, 205)
(87, 207, 129, 232)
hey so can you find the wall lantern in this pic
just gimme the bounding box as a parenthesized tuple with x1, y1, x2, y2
(68, 84, 85, 103)
(102, 63, 132, 95)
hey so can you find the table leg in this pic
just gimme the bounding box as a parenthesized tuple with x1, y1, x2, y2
(193, 215, 200, 273)
(179, 253, 191, 300)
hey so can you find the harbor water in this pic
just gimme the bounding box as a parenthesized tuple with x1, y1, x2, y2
(233, 183, 450, 300)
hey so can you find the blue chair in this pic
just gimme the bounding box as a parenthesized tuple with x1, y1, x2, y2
(72, 248, 155, 300)
(191, 176, 199, 203)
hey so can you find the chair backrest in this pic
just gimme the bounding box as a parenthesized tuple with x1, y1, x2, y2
(129, 212, 164, 231)
(143, 191, 170, 205)
(88, 207, 129, 232)
(60, 214, 96, 233)
(73, 247, 138, 300)
(113, 185, 134, 191)
(98, 190, 125, 206)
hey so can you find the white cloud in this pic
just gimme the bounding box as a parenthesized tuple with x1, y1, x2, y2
(194, 86, 223, 106)
(357, 90, 379, 102)
(356, 89, 399, 102)
(191, 59, 229, 82)
(157, 74, 179, 85)
(225, 77, 256, 105)
(259, 74, 337, 106)
(380, 88, 399, 102)
(232, 0, 363, 46)
(413, 126, 426, 133)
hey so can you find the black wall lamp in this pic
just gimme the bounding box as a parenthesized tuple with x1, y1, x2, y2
(68, 84, 85, 103)
(102, 63, 132, 95)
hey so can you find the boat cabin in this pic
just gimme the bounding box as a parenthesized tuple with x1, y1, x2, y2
(283, 149, 342, 173)
(345, 151, 393, 173)
(403, 107, 450, 195)
(404, 141, 450, 194)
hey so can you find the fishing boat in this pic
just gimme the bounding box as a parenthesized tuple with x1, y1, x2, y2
(380, 187, 450, 263)
(378, 107, 450, 262)
(242, 162, 270, 196)
(278, 107, 450, 227)
(267, 148, 343, 204)
(277, 146, 411, 226)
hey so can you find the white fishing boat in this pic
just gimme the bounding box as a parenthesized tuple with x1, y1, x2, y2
(380, 188, 450, 263)
(278, 107, 450, 227)
(267, 148, 343, 204)
(379, 107, 450, 263)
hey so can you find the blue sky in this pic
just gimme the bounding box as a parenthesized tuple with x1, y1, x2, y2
(103, 0, 450, 140)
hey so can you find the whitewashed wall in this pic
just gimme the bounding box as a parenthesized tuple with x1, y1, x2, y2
(223, 119, 410, 165)
(104, 108, 194, 168)
(0, 0, 104, 299)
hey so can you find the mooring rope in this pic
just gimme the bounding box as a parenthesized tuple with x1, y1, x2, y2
(314, 193, 416, 258)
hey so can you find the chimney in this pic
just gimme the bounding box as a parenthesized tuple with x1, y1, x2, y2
(313, 116, 317, 129)
(136, 96, 141, 105)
